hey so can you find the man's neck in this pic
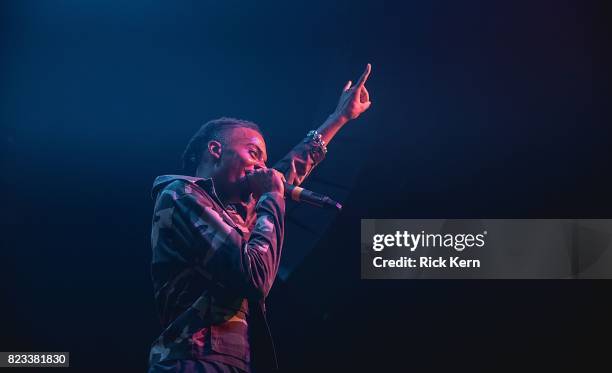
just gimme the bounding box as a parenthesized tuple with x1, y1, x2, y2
(195, 166, 212, 180)
(195, 167, 242, 206)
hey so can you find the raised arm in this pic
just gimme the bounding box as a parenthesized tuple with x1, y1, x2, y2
(274, 63, 373, 186)
(317, 63, 372, 146)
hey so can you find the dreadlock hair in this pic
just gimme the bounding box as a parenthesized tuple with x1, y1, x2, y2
(181, 117, 263, 176)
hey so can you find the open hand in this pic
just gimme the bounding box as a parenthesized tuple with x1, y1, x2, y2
(333, 63, 372, 121)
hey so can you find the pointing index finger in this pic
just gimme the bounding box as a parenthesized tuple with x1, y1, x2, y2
(356, 63, 372, 87)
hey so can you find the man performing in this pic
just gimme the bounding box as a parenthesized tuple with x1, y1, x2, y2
(148, 64, 372, 373)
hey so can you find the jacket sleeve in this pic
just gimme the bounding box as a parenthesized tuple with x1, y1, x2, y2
(273, 134, 327, 186)
(152, 182, 285, 300)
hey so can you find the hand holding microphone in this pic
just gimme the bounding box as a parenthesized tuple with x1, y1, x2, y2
(244, 168, 285, 200)
(245, 169, 342, 211)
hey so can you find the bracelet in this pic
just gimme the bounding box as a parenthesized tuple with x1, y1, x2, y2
(305, 130, 328, 155)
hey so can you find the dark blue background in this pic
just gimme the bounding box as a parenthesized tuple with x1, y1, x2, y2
(2, 1, 610, 371)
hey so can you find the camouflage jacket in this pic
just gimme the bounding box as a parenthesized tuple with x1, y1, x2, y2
(149, 134, 327, 371)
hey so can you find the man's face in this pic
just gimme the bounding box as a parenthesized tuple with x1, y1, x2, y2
(212, 126, 268, 202)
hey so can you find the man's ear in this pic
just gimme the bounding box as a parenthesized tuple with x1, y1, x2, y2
(207, 140, 222, 162)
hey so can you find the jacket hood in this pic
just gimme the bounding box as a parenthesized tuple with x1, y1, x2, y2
(151, 174, 210, 199)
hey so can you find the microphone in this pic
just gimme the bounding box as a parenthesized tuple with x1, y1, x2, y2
(284, 182, 342, 211)
(242, 170, 342, 211)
